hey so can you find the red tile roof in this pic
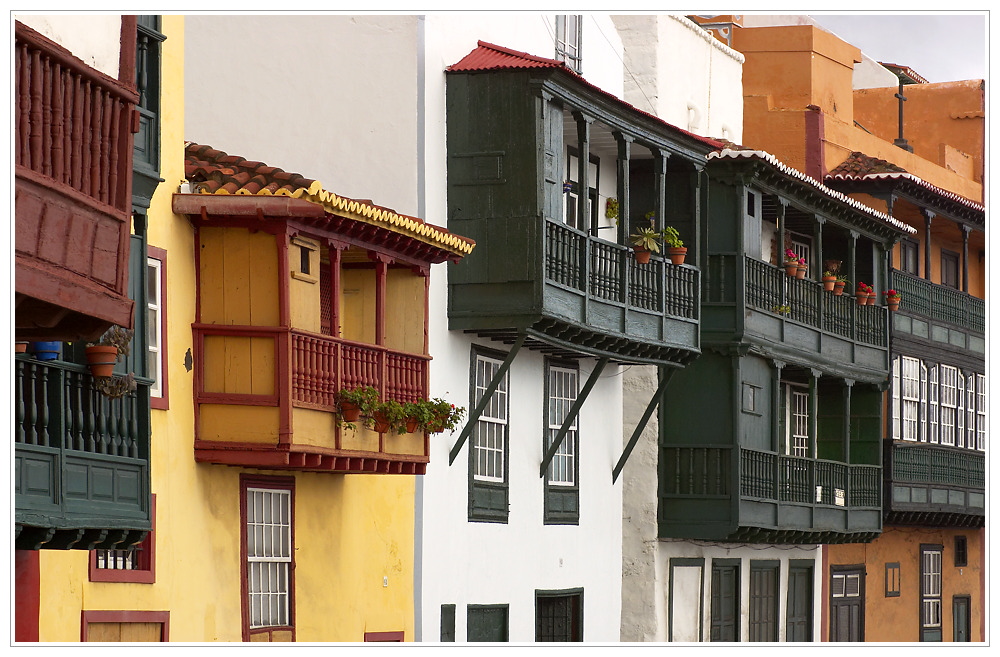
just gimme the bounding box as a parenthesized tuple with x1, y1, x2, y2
(828, 152, 908, 177)
(181, 142, 475, 257)
(447, 41, 726, 152)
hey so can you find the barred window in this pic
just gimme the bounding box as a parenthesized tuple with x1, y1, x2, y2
(900, 357, 921, 441)
(787, 386, 809, 458)
(473, 354, 508, 483)
(928, 365, 939, 444)
(940, 365, 958, 446)
(246, 487, 292, 629)
(554, 15, 582, 73)
(546, 366, 578, 486)
(976, 374, 986, 451)
(921, 546, 943, 637)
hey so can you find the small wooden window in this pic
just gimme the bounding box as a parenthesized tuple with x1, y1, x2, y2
(467, 604, 509, 642)
(535, 589, 583, 642)
(899, 238, 919, 275)
(954, 536, 968, 567)
(440, 604, 456, 642)
(941, 250, 960, 289)
(90, 495, 156, 584)
(885, 562, 901, 597)
(290, 236, 318, 283)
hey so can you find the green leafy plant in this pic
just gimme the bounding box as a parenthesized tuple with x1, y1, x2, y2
(630, 227, 663, 253)
(822, 270, 836, 278)
(370, 399, 408, 434)
(836, 275, 850, 283)
(771, 304, 791, 315)
(336, 385, 380, 425)
(605, 198, 619, 220)
(426, 398, 467, 433)
(403, 400, 437, 432)
(662, 226, 684, 249)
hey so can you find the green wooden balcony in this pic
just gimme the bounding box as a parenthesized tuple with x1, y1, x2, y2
(658, 445, 881, 544)
(450, 217, 700, 365)
(14, 355, 151, 550)
(884, 441, 985, 527)
(889, 271, 985, 358)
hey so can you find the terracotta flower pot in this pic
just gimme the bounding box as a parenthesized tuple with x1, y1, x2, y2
(833, 281, 846, 296)
(667, 247, 687, 265)
(784, 262, 799, 277)
(15, 342, 28, 354)
(406, 417, 420, 434)
(795, 265, 807, 279)
(634, 247, 652, 264)
(339, 402, 362, 423)
(866, 293, 876, 306)
(887, 298, 901, 311)
(85, 345, 119, 378)
(372, 412, 392, 434)
(856, 295, 867, 307)
(822, 276, 836, 292)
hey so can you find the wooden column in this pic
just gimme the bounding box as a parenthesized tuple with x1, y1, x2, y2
(842, 379, 854, 464)
(613, 131, 632, 245)
(573, 111, 593, 234)
(961, 224, 971, 293)
(921, 208, 935, 281)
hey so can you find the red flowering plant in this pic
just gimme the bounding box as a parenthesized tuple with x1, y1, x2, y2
(856, 282, 873, 295)
(784, 249, 799, 263)
(400, 397, 467, 434)
(884, 289, 901, 300)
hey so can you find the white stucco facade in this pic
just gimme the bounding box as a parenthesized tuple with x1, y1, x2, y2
(15, 14, 123, 79)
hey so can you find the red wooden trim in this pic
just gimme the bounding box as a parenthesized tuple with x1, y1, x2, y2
(374, 255, 388, 347)
(278, 327, 293, 448)
(118, 16, 137, 88)
(364, 631, 404, 642)
(330, 243, 342, 337)
(197, 392, 279, 406)
(805, 105, 825, 182)
(193, 225, 202, 323)
(240, 475, 295, 642)
(80, 610, 170, 641)
(148, 245, 169, 411)
(88, 495, 156, 584)
(14, 550, 40, 642)
(278, 231, 291, 328)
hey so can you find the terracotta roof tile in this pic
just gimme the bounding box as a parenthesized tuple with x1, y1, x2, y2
(447, 41, 726, 153)
(182, 142, 475, 257)
(828, 152, 908, 177)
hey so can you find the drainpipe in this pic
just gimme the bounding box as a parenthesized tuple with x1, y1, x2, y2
(893, 79, 913, 152)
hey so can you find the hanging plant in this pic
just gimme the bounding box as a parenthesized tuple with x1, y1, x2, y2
(86, 325, 133, 378)
(605, 198, 619, 220)
(95, 372, 137, 399)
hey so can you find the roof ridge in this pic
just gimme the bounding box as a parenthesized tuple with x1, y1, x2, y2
(475, 40, 566, 67)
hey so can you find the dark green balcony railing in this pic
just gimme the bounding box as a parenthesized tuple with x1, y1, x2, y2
(14, 355, 151, 547)
(745, 257, 887, 347)
(545, 219, 699, 321)
(886, 441, 985, 489)
(740, 448, 880, 509)
(890, 271, 985, 334)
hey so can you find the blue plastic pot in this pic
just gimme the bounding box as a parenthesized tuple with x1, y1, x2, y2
(30, 341, 62, 361)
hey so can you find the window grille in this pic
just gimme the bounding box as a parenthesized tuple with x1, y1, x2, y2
(928, 365, 939, 443)
(976, 374, 986, 451)
(246, 487, 291, 629)
(546, 366, 578, 486)
(146, 257, 163, 398)
(901, 357, 921, 441)
(555, 15, 582, 73)
(95, 545, 144, 570)
(787, 387, 809, 457)
(940, 365, 958, 446)
(473, 355, 507, 483)
(921, 548, 942, 630)
(891, 358, 900, 441)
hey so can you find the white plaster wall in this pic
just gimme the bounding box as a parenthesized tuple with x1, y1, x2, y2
(419, 14, 627, 641)
(184, 15, 422, 218)
(16, 14, 122, 79)
(613, 14, 744, 142)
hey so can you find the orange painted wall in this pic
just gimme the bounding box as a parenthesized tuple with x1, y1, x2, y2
(853, 81, 985, 188)
(825, 527, 984, 642)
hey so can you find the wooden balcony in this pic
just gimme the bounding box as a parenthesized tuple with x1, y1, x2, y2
(883, 441, 985, 527)
(193, 325, 432, 474)
(450, 217, 700, 364)
(890, 271, 986, 361)
(658, 445, 881, 543)
(14, 21, 138, 341)
(14, 355, 151, 550)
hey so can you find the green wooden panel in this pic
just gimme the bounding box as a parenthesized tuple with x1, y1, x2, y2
(440, 604, 456, 642)
(467, 605, 508, 642)
(469, 481, 508, 523)
(544, 487, 579, 525)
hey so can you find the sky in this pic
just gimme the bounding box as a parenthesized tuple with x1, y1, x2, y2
(789, 12, 987, 84)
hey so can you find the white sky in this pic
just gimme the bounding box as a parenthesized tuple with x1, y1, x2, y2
(779, 12, 987, 83)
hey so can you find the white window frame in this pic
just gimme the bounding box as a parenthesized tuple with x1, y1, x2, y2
(928, 365, 939, 444)
(472, 354, 508, 483)
(921, 547, 943, 632)
(546, 365, 578, 486)
(940, 365, 959, 447)
(785, 384, 810, 458)
(246, 487, 292, 629)
(976, 374, 986, 451)
(146, 255, 163, 399)
(900, 356, 921, 442)
(555, 15, 582, 73)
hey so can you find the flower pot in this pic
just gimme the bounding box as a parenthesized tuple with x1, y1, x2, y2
(784, 262, 799, 277)
(866, 293, 876, 306)
(634, 247, 652, 264)
(339, 402, 362, 423)
(822, 276, 837, 292)
(833, 281, 846, 296)
(15, 342, 28, 354)
(887, 298, 901, 311)
(856, 295, 867, 307)
(666, 247, 687, 265)
(30, 341, 61, 361)
(795, 266, 807, 279)
(85, 345, 119, 378)
(372, 412, 393, 434)
(405, 417, 420, 434)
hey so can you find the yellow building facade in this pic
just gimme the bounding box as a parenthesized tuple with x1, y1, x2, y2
(32, 15, 470, 642)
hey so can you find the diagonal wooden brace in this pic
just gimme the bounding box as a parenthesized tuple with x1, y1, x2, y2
(539, 357, 609, 478)
(612, 367, 675, 483)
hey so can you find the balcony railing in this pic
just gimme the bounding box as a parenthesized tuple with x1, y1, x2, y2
(740, 448, 880, 509)
(545, 219, 699, 320)
(15, 23, 137, 213)
(291, 330, 428, 411)
(890, 270, 985, 334)
(14, 355, 151, 545)
(745, 257, 887, 347)
(886, 441, 985, 489)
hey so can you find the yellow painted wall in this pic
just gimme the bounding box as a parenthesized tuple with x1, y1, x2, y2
(825, 527, 985, 642)
(198, 227, 280, 326)
(385, 268, 426, 354)
(36, 15, 416, 642)
(341, 268, 375, 344)
(289, 236, 321, 333)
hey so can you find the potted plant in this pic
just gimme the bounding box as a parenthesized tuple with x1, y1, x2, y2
(630, 227, 662, 264)
(822, 271, 837, 292)
(856, 282, 873, 306)
(95, 372, 137, 399)
(834, 275, 848, 296)
(884, 289, 902, 311)
(795, 257, 807, 279)
(771, 304, 791, 315)
(370, 398, 407, 434)
(29, 341, 62, 361)
(402, 400, 435, 433)
(783, 249, 799, 277)
(336, 385, 379, 423)
(425, 398, 467, 434)
(15, 342, 29, 354)
(662, 226, 687, 265)
(605, 198, 619, 221)
(86, 325, 133, 377)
